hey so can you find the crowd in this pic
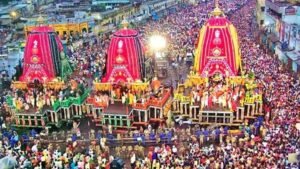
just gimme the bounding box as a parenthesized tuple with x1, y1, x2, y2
(130, 0, 300, 168)
(0, 28, 11, 46)
(90, 78, 169, 108)
(5, 77, 88, 115)
(68, 35, 109, 80)
(0, 0, 299, 168)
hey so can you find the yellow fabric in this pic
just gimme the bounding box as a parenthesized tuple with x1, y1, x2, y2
(131, 82, 149, 91)
(229, 24, 242, 72)
(129, 93, 134, 105)
(194, 25, 208, 72)
(11, 81, 27, 90)
(94, 83, 112, 91)
(188, 75, 206, 85)
(256, 94, 263, 102)
(15, 100, 22, 110)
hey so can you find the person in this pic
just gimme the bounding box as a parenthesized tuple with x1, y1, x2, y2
(130, 152, 136, 169)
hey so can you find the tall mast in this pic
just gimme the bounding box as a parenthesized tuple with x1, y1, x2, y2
(215, 0, 219, 8)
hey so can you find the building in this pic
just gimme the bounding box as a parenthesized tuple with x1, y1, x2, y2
(258, 0, 300, 74)
(46, 1, 91, 17)
(91, 0, 180, 34)
(92, 0, 130, 6)
(24, 17, 93, 39)
(256, 0, 266, 28)
(27, 0, 55, 10)
(0, 2, 34, 27)
(92, 4, 137, 34)
(138, 0, 179, 21)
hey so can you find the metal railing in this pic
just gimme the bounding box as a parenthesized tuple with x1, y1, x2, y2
(21, 129, 244, 149)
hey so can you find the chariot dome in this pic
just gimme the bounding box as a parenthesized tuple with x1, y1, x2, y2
(194, 2, 242, 77)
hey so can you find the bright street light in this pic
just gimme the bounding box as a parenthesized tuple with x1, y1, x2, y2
(10, 11, 18, 18)
(149, 35, 167, 51)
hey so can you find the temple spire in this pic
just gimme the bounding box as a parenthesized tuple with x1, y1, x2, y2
(121, 19, 129, 29)
(215, 0, 219, 8)
(37, 14, 44, 25)
(211, 0, 223, 17)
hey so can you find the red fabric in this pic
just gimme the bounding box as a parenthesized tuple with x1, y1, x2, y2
(148, 151, 153, 161)
(208, 96, 212, 108)
(231, 99, 237, 111)
(20, 26, 63, 83)
(102, 28, 143, 83)
(196, 16, 239, 76)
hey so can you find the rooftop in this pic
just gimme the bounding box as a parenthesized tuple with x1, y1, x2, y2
(0, 3, 28, 14)
(266, 0, 296, 7)
(12, 3, 27, 10)
(285, 50, 300, 61)
(92, 0, 130, 5)
(0, 15, 10, 19)
(26, 17, 93, 26)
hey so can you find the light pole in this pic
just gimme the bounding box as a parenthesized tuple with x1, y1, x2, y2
(10, 11, 18, 30)
(149, 35, 167, 77)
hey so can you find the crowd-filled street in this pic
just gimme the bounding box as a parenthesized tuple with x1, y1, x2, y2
(0, 0, 299, 168)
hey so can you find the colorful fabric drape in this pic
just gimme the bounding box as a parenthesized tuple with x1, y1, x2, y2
(20, 26, 65, 83)
(102, 28, 145, 83)
(194, 15, 242, 77)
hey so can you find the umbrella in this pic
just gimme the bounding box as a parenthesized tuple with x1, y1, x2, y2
(0, 156, 18, 169)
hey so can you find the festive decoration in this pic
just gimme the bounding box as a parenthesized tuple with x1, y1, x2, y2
(11, 81, 27, 90)
(43, 80, 65, 90)
(94, 82, 112, 91)
(131, 82, 149, 91)
(227, 76, 246, 85)
(185, 75, 207, 87)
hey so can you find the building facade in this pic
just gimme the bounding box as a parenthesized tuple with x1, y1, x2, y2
(92, 0, 180, 34)
(256, 0, 266, 28)
(24, 19, 91, 39)
(258, 0, 300, 74)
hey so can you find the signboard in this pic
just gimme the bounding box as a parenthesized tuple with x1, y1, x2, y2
(285, 6, 296, 15)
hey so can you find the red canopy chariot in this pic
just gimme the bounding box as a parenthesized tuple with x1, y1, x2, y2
(20, 26, 65, 83)
(102, 26, 145, 83)
(194, 5, 242, 77)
